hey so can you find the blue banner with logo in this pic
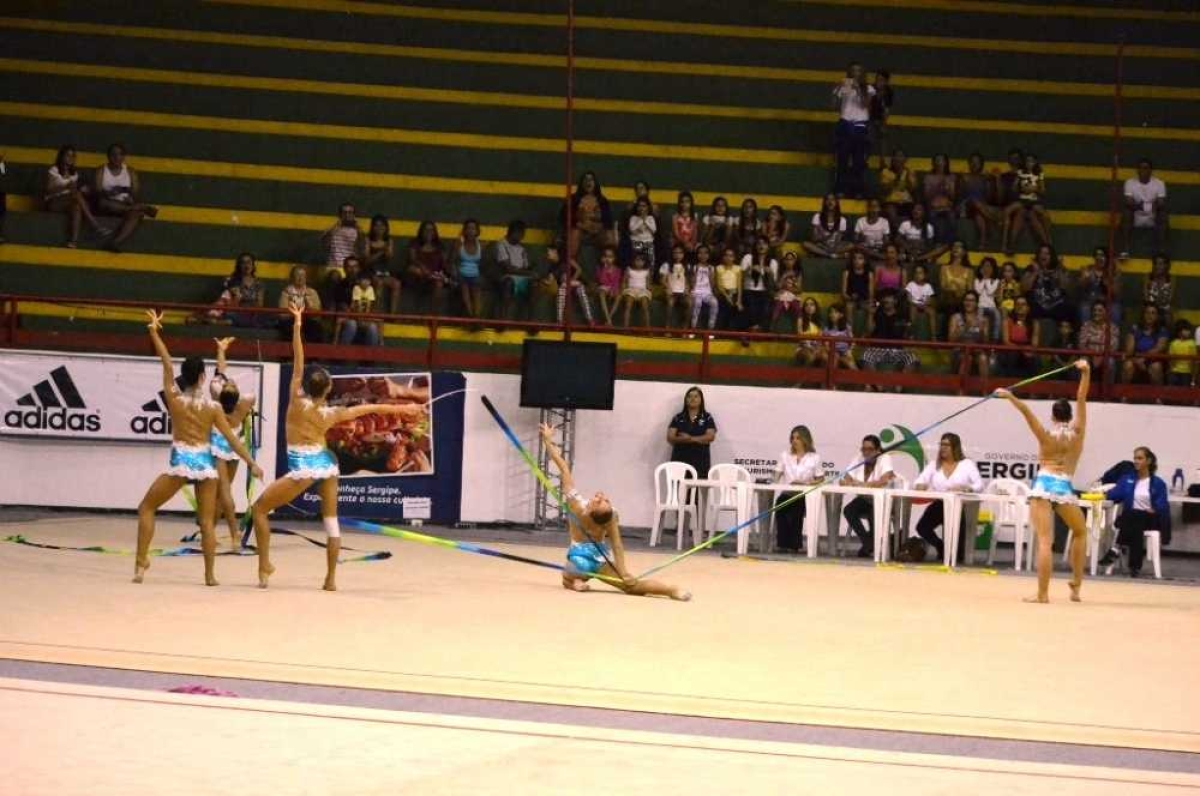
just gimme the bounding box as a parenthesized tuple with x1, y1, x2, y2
(275, 367, 464, 524)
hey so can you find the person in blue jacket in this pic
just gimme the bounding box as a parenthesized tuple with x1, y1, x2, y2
(1100, 447, 1171, 577)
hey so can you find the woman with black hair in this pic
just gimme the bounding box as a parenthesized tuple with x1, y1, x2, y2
(43, 145, 103, 247)
(912, 432, 983, 562)
(666, 386, 717, 478)
(563, 171, 615, 260)
(1101, 447, 1171, 577)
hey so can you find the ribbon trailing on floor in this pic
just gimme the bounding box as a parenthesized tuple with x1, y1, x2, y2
(638, 363, 1078, 579)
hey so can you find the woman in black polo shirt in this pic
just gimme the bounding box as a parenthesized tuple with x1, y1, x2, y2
(667, 386, 717, 476)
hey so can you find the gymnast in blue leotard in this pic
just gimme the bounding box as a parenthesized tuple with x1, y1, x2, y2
(540, 423, 691, 601)
(995, 358, 1091, 604)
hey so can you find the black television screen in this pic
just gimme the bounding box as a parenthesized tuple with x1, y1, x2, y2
(520, 340, 616, 410)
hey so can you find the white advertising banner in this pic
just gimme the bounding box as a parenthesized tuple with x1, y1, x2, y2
(0, 349, 264, 443)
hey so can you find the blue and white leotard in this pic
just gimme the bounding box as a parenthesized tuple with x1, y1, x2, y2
(167, 443, 218, 481)
(210, 428, 239, 461)
(1030, 472, 1076, 504)
(286, 445, 340, 480)
(566, 540, 613, 575)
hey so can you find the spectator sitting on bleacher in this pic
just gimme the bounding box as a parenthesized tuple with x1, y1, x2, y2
(1002, 153, 1051, 254)
(1000, 295, 1039, 377)
(733, 198, 761, 257)
(879, 149, 916, 233)
(1077, 246, 1120, 326)
(960, 153, 1000, 250)
(1168, 320, 1197, 388)
(862, 293, 917, 390)
(321, 202, 359, 295)
(334, 256, 380, 346)
(841, 250, 874, 331)
(93, 143, 158, 253)
(44, 145, 104, 248)
(1122, 304, 1168, 386)
(853, 198, 891, 261)
(1143, 254, 1174, 327)
(1021, 244, 1073, 324)
(405, 220, 450, 311)
(495, 220, 533, 321)
(671, 191, 698, 256)
(1078, 300, 1120, 378)
(628, 197, 657, 262)
(358, 214, 401, 315)
(803, 193, 852, 259)
(938, 240, 974, 323)
(563, 171, 615, 261)
(450, 218, 484, 320)
(202, 252, 264, 327)
(763, 205, 790, 259)
(922, 154, 957, 245)
(618, 180, 657, 266)
(1121, 159, 1169, 258)
(832, 61, 874, 199)
(973, 256, 1000, 339)
(896, 203, 946, 264)
(948, 290, 990, 379)
(701, 196, 733, 252)
(279, 265, 323, 342)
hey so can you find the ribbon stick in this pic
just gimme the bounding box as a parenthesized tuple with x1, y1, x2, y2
(637, 362, 1078, 579)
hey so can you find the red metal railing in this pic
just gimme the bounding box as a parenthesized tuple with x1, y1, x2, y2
(1, 293, 1196, 405)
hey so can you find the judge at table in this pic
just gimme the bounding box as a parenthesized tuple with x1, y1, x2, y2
(912, 432, 983, 562)
(840, 434, 897, 559)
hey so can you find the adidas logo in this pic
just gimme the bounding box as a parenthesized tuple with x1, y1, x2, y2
(130, 391, 173, 435)
(5, 367, 102, 432)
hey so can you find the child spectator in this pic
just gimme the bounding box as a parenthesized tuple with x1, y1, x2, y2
(43, 145, 103, 248)
(358, 214, 401, 314)
(335, 257, 381, 346)
(998, 260, 1022, 318)
(822, 303, 859, 376)
(701, 196, 733, 252)
(672, 191, 698, 255)
(1168, 320, 1197, 387)
(689, 244, 720, 333)
(854, 198, 891, 261)
(733, 198, 761, 256)
(450, 218, 484, 320)
(739, 237, 778, 335)
(922, 154, 957, 245)
(714, 246, 743, 329)
(862, 293, 918, 388)
(93, 143, 157, 253)
(879, 150, 916, 232)
(628, 197, 657, 262)
(763, 205, 791, 258)
(832, 62, 874, 199)
(660, 244, 690, 329)
(905, 263, 937, 339)
(938, 240, 974, 322)
(804, 193, 852, 258)
(594, 246, 622, 326)
(1143, 253, 1173, 326)
(794, 297, 823, 366)
(550, 245, 595, 327)
(873, 241, 905, 302)
(771, 252, 803, 330)
(1003, 153, 1051, 254)
(841, 250, 874, 332)
(496, 220, 533, 320)
(619, 251, 652, 327)
(959, 153, 999, 249)
(973, 257, 1000, 341)
(1121, 158, 1169, 257)
(1001, 295, 1040, 377)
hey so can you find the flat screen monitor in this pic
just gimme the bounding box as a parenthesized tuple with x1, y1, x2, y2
(520, 340, 616, 410)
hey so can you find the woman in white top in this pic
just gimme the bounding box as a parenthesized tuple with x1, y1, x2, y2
(839, 434, 897, 558)
(912, 433, 983, 561)
(774, 425, 825, 553)
(93, 143, 158, 252)
(43, 145, 102, 248)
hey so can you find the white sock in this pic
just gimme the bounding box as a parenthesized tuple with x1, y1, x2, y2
(323, 517, 340, 539)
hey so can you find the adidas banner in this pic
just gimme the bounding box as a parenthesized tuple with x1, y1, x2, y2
(0, 349, 264, 442)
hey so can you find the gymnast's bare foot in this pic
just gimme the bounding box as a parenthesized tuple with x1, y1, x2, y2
(132, 559, 150, 584)
(323, 577, 337, 592)
(562, 576, 589, 592)
(1023, 595, 1049, 604)
(205, 575, 219, 587)
(1069, 583, 1082, 602)
(670, 587, 692, 602)
(257, 562, 275, 589)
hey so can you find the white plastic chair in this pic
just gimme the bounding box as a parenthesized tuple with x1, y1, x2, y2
(1100, 503, 1163, 580)
(706, 463, 756, 554)
(981, 478, 1030, 570)
(649, 462, 699, 550)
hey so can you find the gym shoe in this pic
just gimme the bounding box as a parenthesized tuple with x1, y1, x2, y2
(1099, 547, 1119, 567)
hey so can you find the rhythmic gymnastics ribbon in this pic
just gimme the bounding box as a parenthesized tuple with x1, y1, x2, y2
(341, 518, 622, 584)
(636, 362, 1077, 579)
(2, 531, 386, 563)
(479, 395, 625, 580)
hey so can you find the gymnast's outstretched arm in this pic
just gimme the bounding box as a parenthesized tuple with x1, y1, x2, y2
(994, 388, 1048, 446)
(539, 423, 574, 494)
